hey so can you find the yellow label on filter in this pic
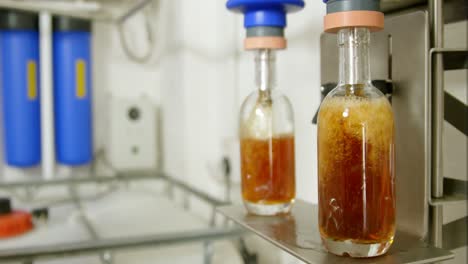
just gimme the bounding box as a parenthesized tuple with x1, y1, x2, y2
(76, 59, 87, 98)
(27, 60, 37, 100)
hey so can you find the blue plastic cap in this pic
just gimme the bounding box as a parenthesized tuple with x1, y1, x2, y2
(226, 0, 305, 28)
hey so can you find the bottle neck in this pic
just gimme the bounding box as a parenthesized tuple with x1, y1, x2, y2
(255, 49, 276, 92)
(338, 28, 372, 86)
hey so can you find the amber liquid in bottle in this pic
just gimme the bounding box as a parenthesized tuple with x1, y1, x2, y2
(241, 135, 295, 204)
(317, 28, 395, 257)
(318, 93, 395, 243)
(239, 49, 296, 215)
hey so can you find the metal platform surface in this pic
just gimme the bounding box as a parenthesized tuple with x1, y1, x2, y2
(217, 200, 454, 264)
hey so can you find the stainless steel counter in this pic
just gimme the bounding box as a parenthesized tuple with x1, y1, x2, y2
(218, 200, 454, 264)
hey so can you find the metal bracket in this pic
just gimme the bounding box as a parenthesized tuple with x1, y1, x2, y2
(430, 48, 468, 71)
(429, 178, 467, 206)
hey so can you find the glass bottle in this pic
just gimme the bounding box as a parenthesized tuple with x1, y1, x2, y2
(317, 28, 395, 257)
(239, 49, 295, 216)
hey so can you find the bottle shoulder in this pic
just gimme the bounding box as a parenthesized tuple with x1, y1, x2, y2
(239, 89, 295, 139)
(318, 83, 394, 126)
(327, 83, 386, 99)
(240, 90, 293, 113)
(322, 84, 392, 110)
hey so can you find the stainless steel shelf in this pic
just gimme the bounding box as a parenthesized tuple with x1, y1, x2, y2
(0, 172, 229, 207)
(0, 172, 242, 262)
(217, 200, 455, 264)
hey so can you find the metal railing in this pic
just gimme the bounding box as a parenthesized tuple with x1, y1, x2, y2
(0, 172, 245, 263)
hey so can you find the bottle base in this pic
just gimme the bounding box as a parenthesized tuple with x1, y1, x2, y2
(322, 237, 393, 258)
(243, 200, 294, 216)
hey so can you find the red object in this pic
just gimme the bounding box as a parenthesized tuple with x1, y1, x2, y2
(0, 211, 33, 238)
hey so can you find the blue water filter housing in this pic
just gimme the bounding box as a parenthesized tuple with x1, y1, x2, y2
(0, 10, 41, 167)
(53, 17, 93, 165)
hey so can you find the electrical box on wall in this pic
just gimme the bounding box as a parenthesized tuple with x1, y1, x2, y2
(106, 96, 159, 172)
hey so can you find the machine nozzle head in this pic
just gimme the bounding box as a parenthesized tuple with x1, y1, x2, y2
(226, 0, 305, 50)
(226, 0, 305, 28)
(323, 0, 384, 33)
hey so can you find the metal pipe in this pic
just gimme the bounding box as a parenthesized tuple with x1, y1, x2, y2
(116, 0, 153, 24)
(429, 0, 445, 198)
(0, 228, 244, 262)
(0, 0, 101, 11)
(429, 0, 444, 248)
(255, 49, 276, 92)
(160, 175, 229, 207)
(39, 12, 56, 181)
(0, 0, 102, 18)
(430, 206, 444, 247)
(69, 184, 114, 264)
(0, 172, 228, 207)
(0, 173, 160, 189)
(203, 241, 214, 264)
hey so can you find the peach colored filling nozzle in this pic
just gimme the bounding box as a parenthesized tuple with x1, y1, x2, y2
(324, 10, 384, 33)
(244, 36, 287, 50)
